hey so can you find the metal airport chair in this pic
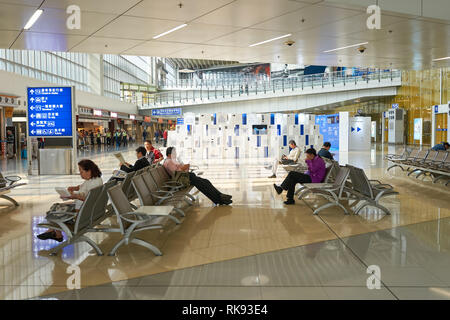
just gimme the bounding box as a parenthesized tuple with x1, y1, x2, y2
(407, 149, 435, 177)
(106, 184, 174, 256)
(131, 174, 184, 223)
(387, 148, 419, 171)
(0, 172, 27, 206)
(345, 165, 398, 216)
(144, 170, 196, 205)
(297, 166, 350, 215)
(88, 180, 117, 230)
(294, 161, 337, 197)
(385, 147, 409, 162)
(39, 185, 104, 256)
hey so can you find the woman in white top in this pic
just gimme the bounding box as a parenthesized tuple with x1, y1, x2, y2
(37, 159, 103, 242)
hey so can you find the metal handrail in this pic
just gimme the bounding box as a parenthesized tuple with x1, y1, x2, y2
(135, 69, 401, 108)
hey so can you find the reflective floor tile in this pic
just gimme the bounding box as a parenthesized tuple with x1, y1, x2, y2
(322, 286, 397, 300)
(260, 286, 328, 300)
(390, 287, 450, 300)
(130, 286, 198, 300)
(195, 286, 262, 300)
(199, 255, 258, 286)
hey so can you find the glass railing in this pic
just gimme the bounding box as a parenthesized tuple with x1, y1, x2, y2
(139, 69, 401, 108)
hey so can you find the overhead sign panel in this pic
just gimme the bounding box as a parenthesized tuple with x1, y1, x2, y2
(27, 87, 73, 137)
(151, 108, 182, 116)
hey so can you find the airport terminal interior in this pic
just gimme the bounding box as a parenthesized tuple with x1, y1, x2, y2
(0, 0, 450, 301)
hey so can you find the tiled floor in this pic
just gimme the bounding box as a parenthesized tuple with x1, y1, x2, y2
(1, 143, 449, 300)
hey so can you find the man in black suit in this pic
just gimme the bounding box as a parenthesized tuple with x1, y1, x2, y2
(119, 146, 150, 173)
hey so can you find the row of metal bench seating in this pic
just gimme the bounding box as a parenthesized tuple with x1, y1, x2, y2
(38, 164, 196, 257)
(295, 160, 398, 215)
(386, 147, 450, 185)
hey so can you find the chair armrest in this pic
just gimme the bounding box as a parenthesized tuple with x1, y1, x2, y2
(120, 212, 153, 223)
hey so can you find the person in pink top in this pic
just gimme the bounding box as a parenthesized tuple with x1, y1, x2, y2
(273, 148, 326, 205)
(163, 147, 232, 205)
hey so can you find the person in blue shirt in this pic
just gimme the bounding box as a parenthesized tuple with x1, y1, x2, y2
(431, 142, 449, 151)
(318, 142, 334, 160)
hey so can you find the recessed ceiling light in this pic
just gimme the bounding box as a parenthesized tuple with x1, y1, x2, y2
(249, 34, 292, 47)
(323, 42, 369, 53)
(153, 24, 187, 39)
(24, 9, 43, 30)
(433, 56, 450, 61)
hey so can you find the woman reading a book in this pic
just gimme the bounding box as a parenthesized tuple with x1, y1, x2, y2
(37, 159, 103, 242)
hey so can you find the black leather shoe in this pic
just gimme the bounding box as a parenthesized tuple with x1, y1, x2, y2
(220, 194, 232, 202)
(268, 174, 276, 178)
(284, 199, 295, 205)
(37, 231, 63, 242)
(273, 184, 283, 195)
(220, 199, 232, 206)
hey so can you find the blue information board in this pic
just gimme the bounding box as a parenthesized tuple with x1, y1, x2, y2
(151, 108, 182, 116)
(27, 87, 73, 137)
(315, 114, 339, 151)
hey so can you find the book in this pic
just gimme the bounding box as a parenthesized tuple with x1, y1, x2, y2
(114, 153, 130, 168)
(55, 187, 71, 198)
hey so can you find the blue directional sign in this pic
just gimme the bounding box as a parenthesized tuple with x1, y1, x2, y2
(151, 108, 182, 116)
(27, 87, 73, 137)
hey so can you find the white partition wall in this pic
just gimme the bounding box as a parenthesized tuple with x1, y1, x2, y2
(168, 112, 323, 161)
(339, 112, 371, 152)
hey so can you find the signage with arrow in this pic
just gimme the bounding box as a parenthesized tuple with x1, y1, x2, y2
(27, 87, 73, 137)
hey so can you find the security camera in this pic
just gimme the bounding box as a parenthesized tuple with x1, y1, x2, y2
(358, 46, 366, 53)
(284, 40, 295, 47)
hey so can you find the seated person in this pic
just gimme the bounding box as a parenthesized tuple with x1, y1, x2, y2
(37, 159, 103, 241)
(273, 148, 326, 205)
(431, 142, 449, 151)
(267, 140, 301, 178)
(318, 142, 334, 160)
(144, 140, 163, 164)
(120, 146, 150, 173)
(164, 147, 232, 205)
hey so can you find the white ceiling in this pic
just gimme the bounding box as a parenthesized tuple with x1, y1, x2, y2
(0, 0, 449, 70)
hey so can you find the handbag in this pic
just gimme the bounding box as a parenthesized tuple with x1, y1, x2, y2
(174, 171, 190, 188)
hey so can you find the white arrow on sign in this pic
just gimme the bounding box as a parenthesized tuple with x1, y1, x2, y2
(30, 114, 35, 118)
(30, 98, 34, 102)
(30, 89, 34, 94)
(30, 122, 35, 126)
(30, 106, 35, 110)
(31, 130, 35, 134)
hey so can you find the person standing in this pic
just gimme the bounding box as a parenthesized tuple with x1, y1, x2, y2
(106, 130, 111, 146)
(115, 130, 121, 149)
(6, 130, 14, 159)
(89, 131, 94, 146)
(155, 129, 159, 144)
(122, 130, 128, 147)
(143, 129, 147, 143)
(163, 129, 168, 147)
(96, 130, 101, 146)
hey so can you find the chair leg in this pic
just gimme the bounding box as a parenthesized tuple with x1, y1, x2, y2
(173, 207, 185, 217)
(407, 169, 420, 176)
(185, 194, 196, 202)
(49, 240, 71, 256)
(130, 238, 162, 256)
(79, 235, 104, 256)
(313, 202, 348, 215)
(108, 238, 127, 256)
(166, 214, 181, 225)
(375, 203, 391, 215)
(0, 195, 19, 206)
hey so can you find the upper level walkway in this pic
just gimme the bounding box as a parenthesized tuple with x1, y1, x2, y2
(139, 70, 402, 111)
